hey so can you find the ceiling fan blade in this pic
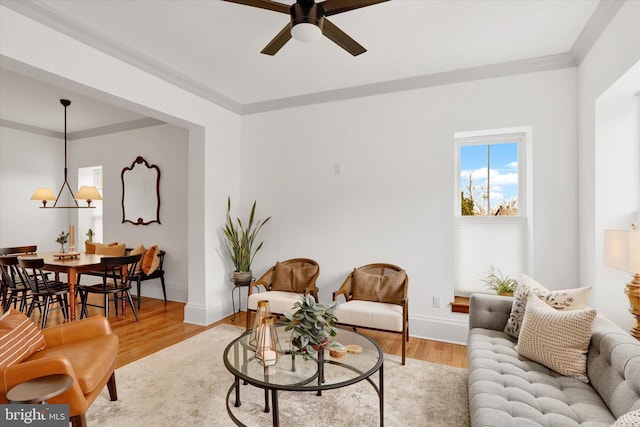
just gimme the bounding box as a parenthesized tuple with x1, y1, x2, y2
(321, 0, 389, 16)
(322, 18, 366, 56)
(261, 24, 292, 55)
(221, 0, 289, 14)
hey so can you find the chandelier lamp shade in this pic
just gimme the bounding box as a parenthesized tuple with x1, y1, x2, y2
(31, 99, 102, 209)
(604, 223, 640, 339)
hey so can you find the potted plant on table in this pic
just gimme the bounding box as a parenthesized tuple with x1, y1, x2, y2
(283, 295, 339, 360)
(482, 265, 519, 296)
(56, 231, 69, 253)
(222, 196, 270, 283)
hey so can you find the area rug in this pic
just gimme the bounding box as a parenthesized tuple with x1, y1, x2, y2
(86, 324, 469, 426)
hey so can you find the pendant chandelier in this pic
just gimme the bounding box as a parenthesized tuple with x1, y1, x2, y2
(31, 99, 102, 209)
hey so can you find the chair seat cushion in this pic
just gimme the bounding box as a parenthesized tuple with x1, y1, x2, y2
(334, 300, 403, 332)
(25, 334, 118, 394)
(247, 291, 303, 315)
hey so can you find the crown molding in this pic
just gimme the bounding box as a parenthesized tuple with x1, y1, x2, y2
(242, 53, 576, 114)
(2, 0, 620, 116)
(0, 119, 63, 139)
(1, 0, 242, 114)
(1, 117, 165, 140)
(570, 0, 625, 65)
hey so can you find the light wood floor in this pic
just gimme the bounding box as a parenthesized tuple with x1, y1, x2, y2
(31, 296, 469, 369)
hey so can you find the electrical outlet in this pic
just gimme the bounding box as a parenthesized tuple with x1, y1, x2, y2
(433, 296, 440, 308)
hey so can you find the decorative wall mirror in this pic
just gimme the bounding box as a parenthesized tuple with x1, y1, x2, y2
(121, 156, 161, 225)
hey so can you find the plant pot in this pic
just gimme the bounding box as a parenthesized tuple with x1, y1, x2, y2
(498, 291, 514, 297)
(233, 271, 252, 283)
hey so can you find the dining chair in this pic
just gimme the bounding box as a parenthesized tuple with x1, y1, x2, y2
(246, 258, 320, 330)
(0, 256, 32, 313)
(0, 246, 37, 306)
(77, 253, 142, 322)
(332, 263, 410, 364)
(18, 258, 70, 329)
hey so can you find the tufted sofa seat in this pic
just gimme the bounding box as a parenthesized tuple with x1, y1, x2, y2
(468, 293, 640, 426)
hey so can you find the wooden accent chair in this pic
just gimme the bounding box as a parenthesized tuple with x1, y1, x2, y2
(19, 258, 70, 329)
(0, 310, 119, 427)
(332, 263, 410, 364)
(246, 258, 320, 330)
(77, 254, 142, 322)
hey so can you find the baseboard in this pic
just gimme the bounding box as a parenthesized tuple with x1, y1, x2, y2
(184, 300, 226, 326)
(408, 314, 470, 345)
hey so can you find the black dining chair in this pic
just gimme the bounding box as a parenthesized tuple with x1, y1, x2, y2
(77, 253, 142, 322)
(0, 256, 32, 313)
(18, 258, 70, 329)
(0, 246, 38, 307)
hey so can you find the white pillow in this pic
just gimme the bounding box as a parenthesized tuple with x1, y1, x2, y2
(503, 274, 591, 338)
(612, 409, 640, 427)
(515, 296, 596, 383)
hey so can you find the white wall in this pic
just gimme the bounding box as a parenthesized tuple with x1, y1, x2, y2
(0, 127, 68, 249)
(242, 67, 578, 344)
(70, 124, 189, 302)
(578, 0, 640, 328)
(0, 6, 242, 325)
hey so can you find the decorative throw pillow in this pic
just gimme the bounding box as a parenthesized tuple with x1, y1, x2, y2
(612, 409, 640, 427)
(291, 264, 319, 293)
(94, 242, 126, 256)
(129, 244, 146, 273)
(270, 262, 295, 292)
(515, 296, 596, 383)
(85, 241, 118, 254)
(142, 245, 160, 275)
(351, 269, 407, 305)
(0, 309, 46, 369)
(503, 274, 591, 338)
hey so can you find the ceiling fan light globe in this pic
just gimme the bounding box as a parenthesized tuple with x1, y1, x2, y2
(291, 23, 322, 43)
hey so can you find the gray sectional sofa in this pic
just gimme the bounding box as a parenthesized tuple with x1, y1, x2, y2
(467, 293, 640, 426)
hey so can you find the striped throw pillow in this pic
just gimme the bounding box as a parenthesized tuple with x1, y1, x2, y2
(0, 309, 46, 368)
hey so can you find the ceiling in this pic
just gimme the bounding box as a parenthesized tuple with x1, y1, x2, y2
(0, 0, 614, 134)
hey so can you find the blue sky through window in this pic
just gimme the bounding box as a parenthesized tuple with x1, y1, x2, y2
(460, 142, 518, 215)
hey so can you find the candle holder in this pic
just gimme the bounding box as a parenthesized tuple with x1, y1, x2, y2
(255, 315, 282, 367)
(249, 300, 271, 349)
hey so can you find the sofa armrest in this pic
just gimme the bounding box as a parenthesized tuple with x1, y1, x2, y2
(468, 293, 513, 332)
(42, 316, 112, 347)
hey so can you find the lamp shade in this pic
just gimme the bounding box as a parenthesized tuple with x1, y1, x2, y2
(75, 186, 102, 202)
(31, 188, 56, 202)
(604, 228, 640, 274)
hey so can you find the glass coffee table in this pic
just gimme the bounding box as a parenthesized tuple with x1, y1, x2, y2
(223, 325, 384, 427)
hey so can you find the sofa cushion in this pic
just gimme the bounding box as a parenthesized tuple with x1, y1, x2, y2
(95, 243, 126, 257)
(468, 328, 615, 426)
(141, 245, 160, 275)
(504, 275, 591, 338)
(612, 409, 640, 426)
(0, 310, 46, 368)
(85, 241, 118, 254)
(25, 334, 119, 394)
(515, 296, 596, 383)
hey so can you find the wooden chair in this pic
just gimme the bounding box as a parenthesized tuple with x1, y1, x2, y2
(332, 263, 410, 364)
(246, 258, 320, 330)
(77, 254, 142, 322)
(18, 258, 70, 329)
(0, 256, 32, 313)
(0, 246, 37, 305)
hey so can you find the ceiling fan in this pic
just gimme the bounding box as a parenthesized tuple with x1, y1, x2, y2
(223, 0, 389, 56)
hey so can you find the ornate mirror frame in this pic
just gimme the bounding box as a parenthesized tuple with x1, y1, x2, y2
(121, 156, 161, 225)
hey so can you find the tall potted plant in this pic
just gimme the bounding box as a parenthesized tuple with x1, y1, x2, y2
(223, 196, 270, 283)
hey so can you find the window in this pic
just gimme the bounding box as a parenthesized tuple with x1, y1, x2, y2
(454, 128, 531, 295)
(77, 166, 103, 244)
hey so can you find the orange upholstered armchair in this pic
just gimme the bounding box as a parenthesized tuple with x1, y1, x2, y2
(246, 258, 320, 329)
(0, 310, 119, 427)
(333, 263, 409, 364)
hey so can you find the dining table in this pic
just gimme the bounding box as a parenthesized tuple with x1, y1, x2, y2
(19, 252, 105, 322)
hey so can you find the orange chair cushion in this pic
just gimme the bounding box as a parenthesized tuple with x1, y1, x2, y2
(85, 241, 119, 254)
(95, 243, 126, 256)
(271, 262, 318, 293)
(129, 244, 146, 273)
(351, 269, 407, 305)
(141, 245, 161, 275)
(26, 334, 119, 394)
(0, 310, 46, 369)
